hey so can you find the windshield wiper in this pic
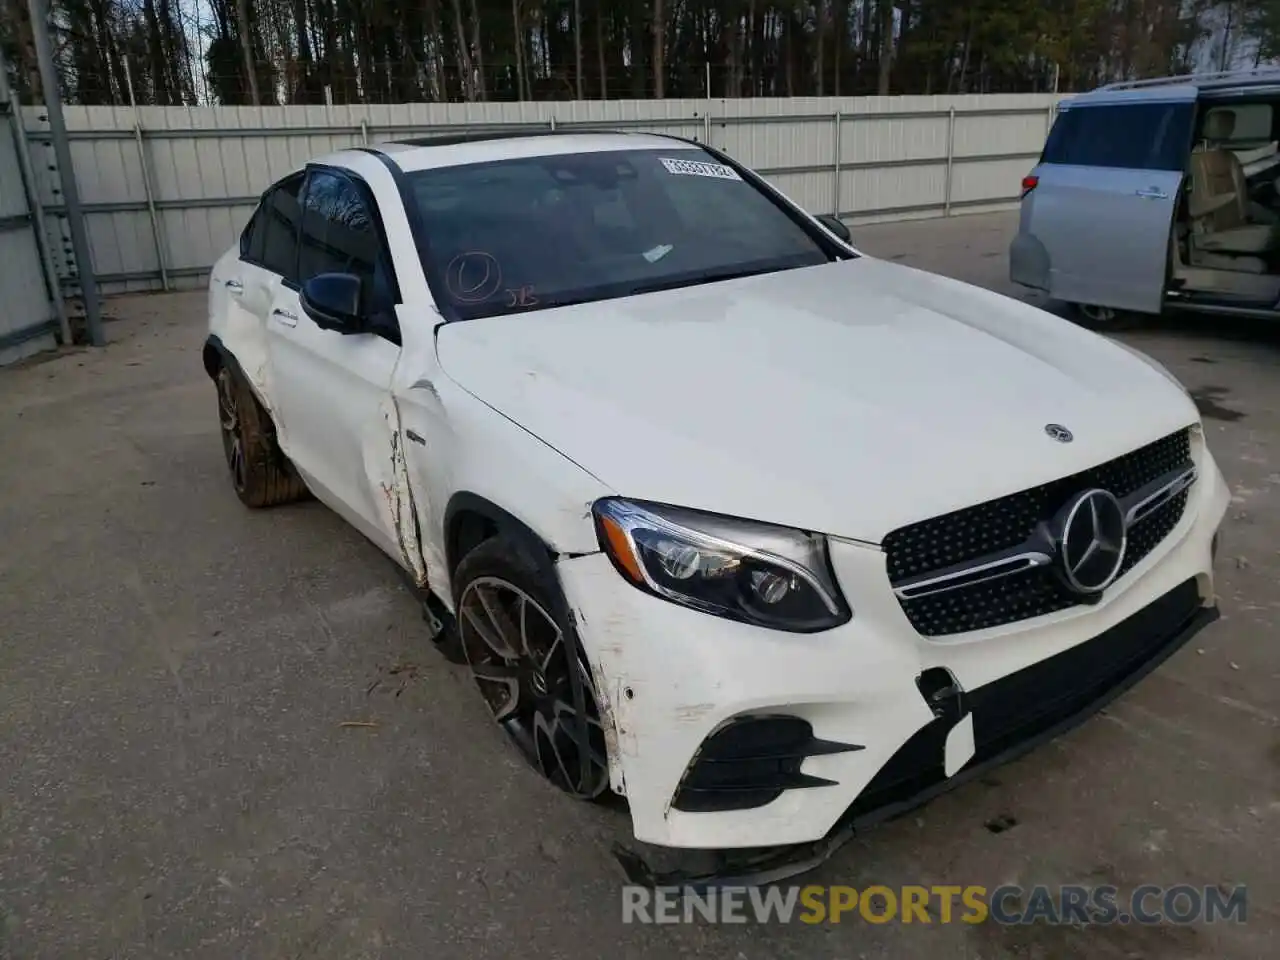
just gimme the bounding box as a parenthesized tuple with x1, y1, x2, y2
(624, 262, 795, 297)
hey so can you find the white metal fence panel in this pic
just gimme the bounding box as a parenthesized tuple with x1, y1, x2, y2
(19, 94, 1062, 295)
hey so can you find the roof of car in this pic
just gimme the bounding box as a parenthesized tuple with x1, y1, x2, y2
(367, 130, 695, 173)
(1066, 67, 1280, 107)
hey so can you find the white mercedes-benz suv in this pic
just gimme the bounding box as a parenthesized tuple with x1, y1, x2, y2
(204, 131, 1227, 880)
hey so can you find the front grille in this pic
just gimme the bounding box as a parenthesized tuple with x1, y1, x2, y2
(845, 578, 1205, 823)
(885, 428, 1192, 637)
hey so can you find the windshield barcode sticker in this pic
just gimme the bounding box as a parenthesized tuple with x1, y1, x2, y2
(659, 157, 742, 181)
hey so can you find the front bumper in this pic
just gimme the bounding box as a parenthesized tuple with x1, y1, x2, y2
(556, 447, 1229, 853)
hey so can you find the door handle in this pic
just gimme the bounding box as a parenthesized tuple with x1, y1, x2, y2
(224, 279, 243, 292)
(271, 308, 298, 327)
(1135, 187, 1168, 200)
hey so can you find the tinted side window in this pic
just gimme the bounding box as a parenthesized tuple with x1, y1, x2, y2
(239, 208, 256, 258)
(1042, 103, 1191, 171)
(260, 177, 304, 281)
(298, 170, 392, 313)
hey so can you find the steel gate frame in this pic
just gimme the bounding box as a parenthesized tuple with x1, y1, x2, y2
(0, 43, 68, 362)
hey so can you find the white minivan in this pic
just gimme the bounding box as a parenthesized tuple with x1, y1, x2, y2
(1011, 68, 1280, 327)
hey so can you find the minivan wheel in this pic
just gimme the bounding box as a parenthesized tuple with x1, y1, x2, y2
(453, 538, 611, 801)
(1069, 302, 1126, 330)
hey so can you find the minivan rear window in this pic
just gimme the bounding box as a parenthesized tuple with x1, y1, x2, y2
(1041, 103, 1192, 171)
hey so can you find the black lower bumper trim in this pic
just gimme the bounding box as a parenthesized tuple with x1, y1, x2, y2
(848, 579, 1208, 822)
(671, 715, 863, 813)
(613, 583, 1218, 888)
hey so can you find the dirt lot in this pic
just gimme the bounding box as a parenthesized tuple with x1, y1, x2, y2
(1, 212, 1277, 959)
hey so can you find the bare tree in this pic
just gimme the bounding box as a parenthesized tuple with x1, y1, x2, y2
(512, 0, 526, 99)
(232, 0, 261, 104)
(571, 0, 581, 97)
(877, 0, 894, 94)
(653, 0, 665, 98)
(469, 0, 487, 99)
(595, 0, 607, 98)
(449, 0, 474, 98)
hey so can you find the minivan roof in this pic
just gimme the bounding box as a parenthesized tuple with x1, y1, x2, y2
(1065, 67, 1280, 107)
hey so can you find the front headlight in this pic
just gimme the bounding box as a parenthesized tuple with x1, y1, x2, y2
(592, 498, 851, 632)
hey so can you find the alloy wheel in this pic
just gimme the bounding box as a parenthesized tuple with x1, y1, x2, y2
(216, 369, 247, 493)
(458, 576, 610, 799)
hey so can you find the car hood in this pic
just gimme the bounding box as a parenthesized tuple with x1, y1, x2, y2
(435, 257, 1199, 543)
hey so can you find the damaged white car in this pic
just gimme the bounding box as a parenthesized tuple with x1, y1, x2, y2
(205, 132, 1228, 881)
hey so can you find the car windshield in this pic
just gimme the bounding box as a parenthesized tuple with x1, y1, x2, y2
(404, 147, 838, 320)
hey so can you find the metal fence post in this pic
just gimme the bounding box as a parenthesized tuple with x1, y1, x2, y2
(832, 110, 842, 217)
(28, 0, 103, 345)
(943, 106, 957, 216)
(0, 42, 69, 345)
(124, 59, 168, 291)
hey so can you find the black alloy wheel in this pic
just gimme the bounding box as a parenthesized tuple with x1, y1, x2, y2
(216, 366, 248, 495)
(457, 574, 610, 799)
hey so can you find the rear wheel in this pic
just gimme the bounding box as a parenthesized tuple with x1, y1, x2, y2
(215, 365, 308, 508)
(453, 537, 611, 801)
(1068, 302, 1130, 330)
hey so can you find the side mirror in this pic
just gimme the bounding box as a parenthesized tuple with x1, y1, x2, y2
(815, 213, 852, 245)
(300, 273, 364, 333)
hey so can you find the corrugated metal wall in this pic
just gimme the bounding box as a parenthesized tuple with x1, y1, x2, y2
(20, 94, 1061, 295)
(0, 91, 58, 364)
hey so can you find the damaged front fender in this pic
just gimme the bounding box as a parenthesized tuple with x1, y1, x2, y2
(554, 543, 942, 852)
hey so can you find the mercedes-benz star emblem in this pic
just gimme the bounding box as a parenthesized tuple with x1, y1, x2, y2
(1045, 423, 1074, 443)
(1056, 489, 1127, 595)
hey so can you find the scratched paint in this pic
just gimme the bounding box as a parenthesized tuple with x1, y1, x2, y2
(377, 396, 428, 587)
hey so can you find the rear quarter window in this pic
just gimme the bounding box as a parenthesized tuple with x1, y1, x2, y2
(260, 178, 305, 282)
(239, 205, 266, 263)
(1041, 103, 1192, 171)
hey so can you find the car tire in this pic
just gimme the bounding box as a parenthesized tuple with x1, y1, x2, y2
(1067, 302, 1132, 331)
(215, 365, 309, 508)
(452, 535, 612, 801)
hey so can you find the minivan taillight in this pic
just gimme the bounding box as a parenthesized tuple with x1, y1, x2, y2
(1020, 174, 1039, 198)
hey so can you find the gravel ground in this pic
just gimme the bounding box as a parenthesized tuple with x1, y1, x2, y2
(1, 211, 1277, 959)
